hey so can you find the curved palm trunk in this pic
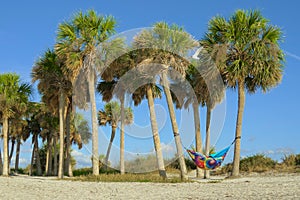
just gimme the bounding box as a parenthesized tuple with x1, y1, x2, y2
(89, 70, 99, 176)
(193, 101, 203, 178)
(231, 81, 245, 177)
(204, 106, 211, 179)
(120, 96, 125, 175)
(146, 85, 167, 178)
(105, 123, 116, 169)
(15, 138, 21, 173)
(161, 72, 188, 180)
(58, 91, 65, 179)
(2, 116, 9, 176)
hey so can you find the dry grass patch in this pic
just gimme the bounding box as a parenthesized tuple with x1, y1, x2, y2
(69, 173, 185, 183)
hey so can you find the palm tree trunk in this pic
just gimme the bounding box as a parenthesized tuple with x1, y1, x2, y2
(204, 106, 211, 179)
(3, 116, 9, 176)
(193, 101, 203, 178)
(34, 134, 42, 176)
(0, 148, 3, 174)
(231, 80, 245, 177)
(89, 70, 99, 176)
(7, 135, 10, 174)
(15, 138, 21, 173)
(68, 159, 73, 177)
(120, 95, 125, 175)
(46, 134, 52, 176)
(58, 91, 65, 179)
(105, 123, 116, 169)
(161, 72, 188, 180)
(9, 139, 15, 165)
(65, 103, 72, 176)
(146, 85, 167, 178)
(53, 133, 58, 176)
(30, 143, 34, 176)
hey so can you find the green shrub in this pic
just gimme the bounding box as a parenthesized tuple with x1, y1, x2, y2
(295, 154, 300, 166)
(169, 157, 197, 171)
(11, 168, 26, 174)
(73, 168, 92, 176)
(240, 154, 277, 172)
(99, 166, 119, 174)
(218, 154, 277, 174)
(282, 154, 296, 166)
(282, 154, 300, 166)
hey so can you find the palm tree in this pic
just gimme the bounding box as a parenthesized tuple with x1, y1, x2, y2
(178, 64, 207, 178)
(9, 117, 28, 172)
(32, 49, 72, 178)
(38, 108, 59, 176)
(133, 22, 198, 180)
(0, 73, 32, 176)
(192, 50, 226, 179)
(26, 103, 43, 176)
(200, 10, 284, 176)
(98, 101, 133, 169)
(132, 83, 168, 178)
(71, 113, 92, 148)
(98, 49, 168, 178)
(55, 10, 117, 175)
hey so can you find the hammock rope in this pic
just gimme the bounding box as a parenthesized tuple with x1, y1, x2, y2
(183, 136, 240, 170)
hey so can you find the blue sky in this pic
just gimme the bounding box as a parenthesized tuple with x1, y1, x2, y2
(1, 0, 300, 169)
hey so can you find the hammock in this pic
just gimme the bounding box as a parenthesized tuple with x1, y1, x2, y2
(185, 138, 238, 170)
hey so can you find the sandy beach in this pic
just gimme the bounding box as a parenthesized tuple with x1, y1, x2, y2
(0, 173, 299, 200)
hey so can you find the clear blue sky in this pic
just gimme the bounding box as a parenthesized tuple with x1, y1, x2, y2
(1, 0, 299, 169)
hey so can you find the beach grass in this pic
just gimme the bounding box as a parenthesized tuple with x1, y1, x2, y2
(68, 172, 185, 183)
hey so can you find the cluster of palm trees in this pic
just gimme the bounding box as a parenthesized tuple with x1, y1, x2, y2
(0, 72, 90, 176)
(0, 9, 284, 180)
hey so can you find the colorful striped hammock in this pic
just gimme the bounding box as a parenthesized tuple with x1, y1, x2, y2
(186, 138, 238, 170)
(187, 146, 231, 170)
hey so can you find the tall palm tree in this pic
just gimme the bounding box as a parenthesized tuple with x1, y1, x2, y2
(98, 49, 168, 178)
(200, 10, 284, 176)
(177, 64, 207, 178)
(26, 103, 43, 176)
(55, 10, 117, 175)
(133, 22, 198, 180)
(131, 82, 167, 178)
(98, 101, 133, 169)
(32, 49, 72, 178)
(191, 50, 226, 179)
(0, 73, 32, 176)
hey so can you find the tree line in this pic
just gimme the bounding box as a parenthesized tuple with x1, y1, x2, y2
(0, 9, 284, 180)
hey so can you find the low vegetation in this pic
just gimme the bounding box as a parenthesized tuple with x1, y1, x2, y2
(70, 173, 183, 183)
(9, 153, 300, 182)
(217, 153, 300, 175)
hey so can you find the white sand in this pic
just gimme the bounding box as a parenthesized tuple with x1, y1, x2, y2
(0, 173, 299, 199)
